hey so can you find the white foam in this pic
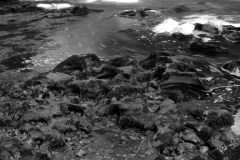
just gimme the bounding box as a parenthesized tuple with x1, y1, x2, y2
(152, 14, 240, 35)
(37, 3, 74, 10)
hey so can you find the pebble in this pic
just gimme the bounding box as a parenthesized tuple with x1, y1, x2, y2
(200, 146, 209, 154)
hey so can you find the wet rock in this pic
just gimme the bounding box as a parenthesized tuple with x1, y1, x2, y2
(221, 60, 240, 77)
(107, 55, 137, 67)
(53, 55, 87, 73)
(59, 102, 86, 115)
(97, 66, 122, 79)
(70, 6, 89, 15)
(119, 9, 149, 18)
(194, 23, 219, 34)
(181, 130, 201, 144)
(139, 51, 173, 70)
(169, 5, 191, 13)
(188, 40, 228, 53)
(83, 53, 102, 68)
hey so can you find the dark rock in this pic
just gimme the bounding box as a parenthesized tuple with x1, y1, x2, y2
(188, 40, 228, 53)
(48, 138, 66, 152)
(208, 150, 224, 160)
(170, 5, 191, 13)
(119, 113, 158, 132)
(97, 66, 122, 79)
(84, 53, 102, 67)
(119, 9, 148, 18)
(221, 60, 240, 77)
(53, 55, 87, 73)
(69, 6, 89, 15)
(107, 55, 137, 67)
(224, 31, 240, 43)
(194, 23, 219, 34)
(139, 51, 173, 70)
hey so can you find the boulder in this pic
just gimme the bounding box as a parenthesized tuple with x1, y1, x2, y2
(53, 55, 87, 73)
(208, 139, 225, 149)
(69, 6, 89, 15)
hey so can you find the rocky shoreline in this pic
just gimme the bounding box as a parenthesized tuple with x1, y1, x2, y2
(0, 1, 240, 160)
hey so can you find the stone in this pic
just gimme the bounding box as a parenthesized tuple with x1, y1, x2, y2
(188, 40, 228, 53)
(181, 130, 201, 144)
(208, 139, 225, 149)
(177, 142, 195, 152)
(70, 6, 89, 15)
(139, 51, 173, 70)
(169, 5, 191, 13)
(224, 31, 240, 43)
(200, 146, 209, 154)
(194, 23, 219, 34)
(107, 55, 136, 67)
(158, 98, 176, 115)
(76, 149, 86, 157)
(53, 55, 87, 73)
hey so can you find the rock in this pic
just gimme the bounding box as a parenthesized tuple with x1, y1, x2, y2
(208, 138, 225, 149)
(70, 6, 89, 15)
(200, 146, 209, 154)
(181, 130, 201, 144)
(76, 149, 86, 157)
(194, 23, 219, 34)
(169, 5, 191, 13)
(139, 51, 173, 70)
(107, 55, 137, 67)
(48, 138, 66, 151)
(97, 66, 122, 79)
(53, 55, 87, 73)
(221, 60, 240, 77)
(158, 98, 176, 115)
(119, 9, 149, 18)
(177, 142, 195, 152)
(46, 72, 73, 82)
(119, 113, 158, 132)
(224, 31, 240, 43)
(188, 40, 228, 53)
(149, 80, 158, 89)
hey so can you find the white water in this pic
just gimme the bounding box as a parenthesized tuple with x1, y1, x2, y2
(153, 14, 240, 35)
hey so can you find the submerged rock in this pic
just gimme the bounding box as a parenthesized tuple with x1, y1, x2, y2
(188, 40, 228, 53)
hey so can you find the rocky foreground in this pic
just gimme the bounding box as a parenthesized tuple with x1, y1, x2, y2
(0, 49, 239, 160)
(0, 1, 240, 160)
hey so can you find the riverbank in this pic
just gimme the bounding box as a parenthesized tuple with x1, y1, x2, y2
(0, 1, 240, 160)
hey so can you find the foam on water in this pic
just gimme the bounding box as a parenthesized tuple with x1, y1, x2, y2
(152, 14, 240, 35)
